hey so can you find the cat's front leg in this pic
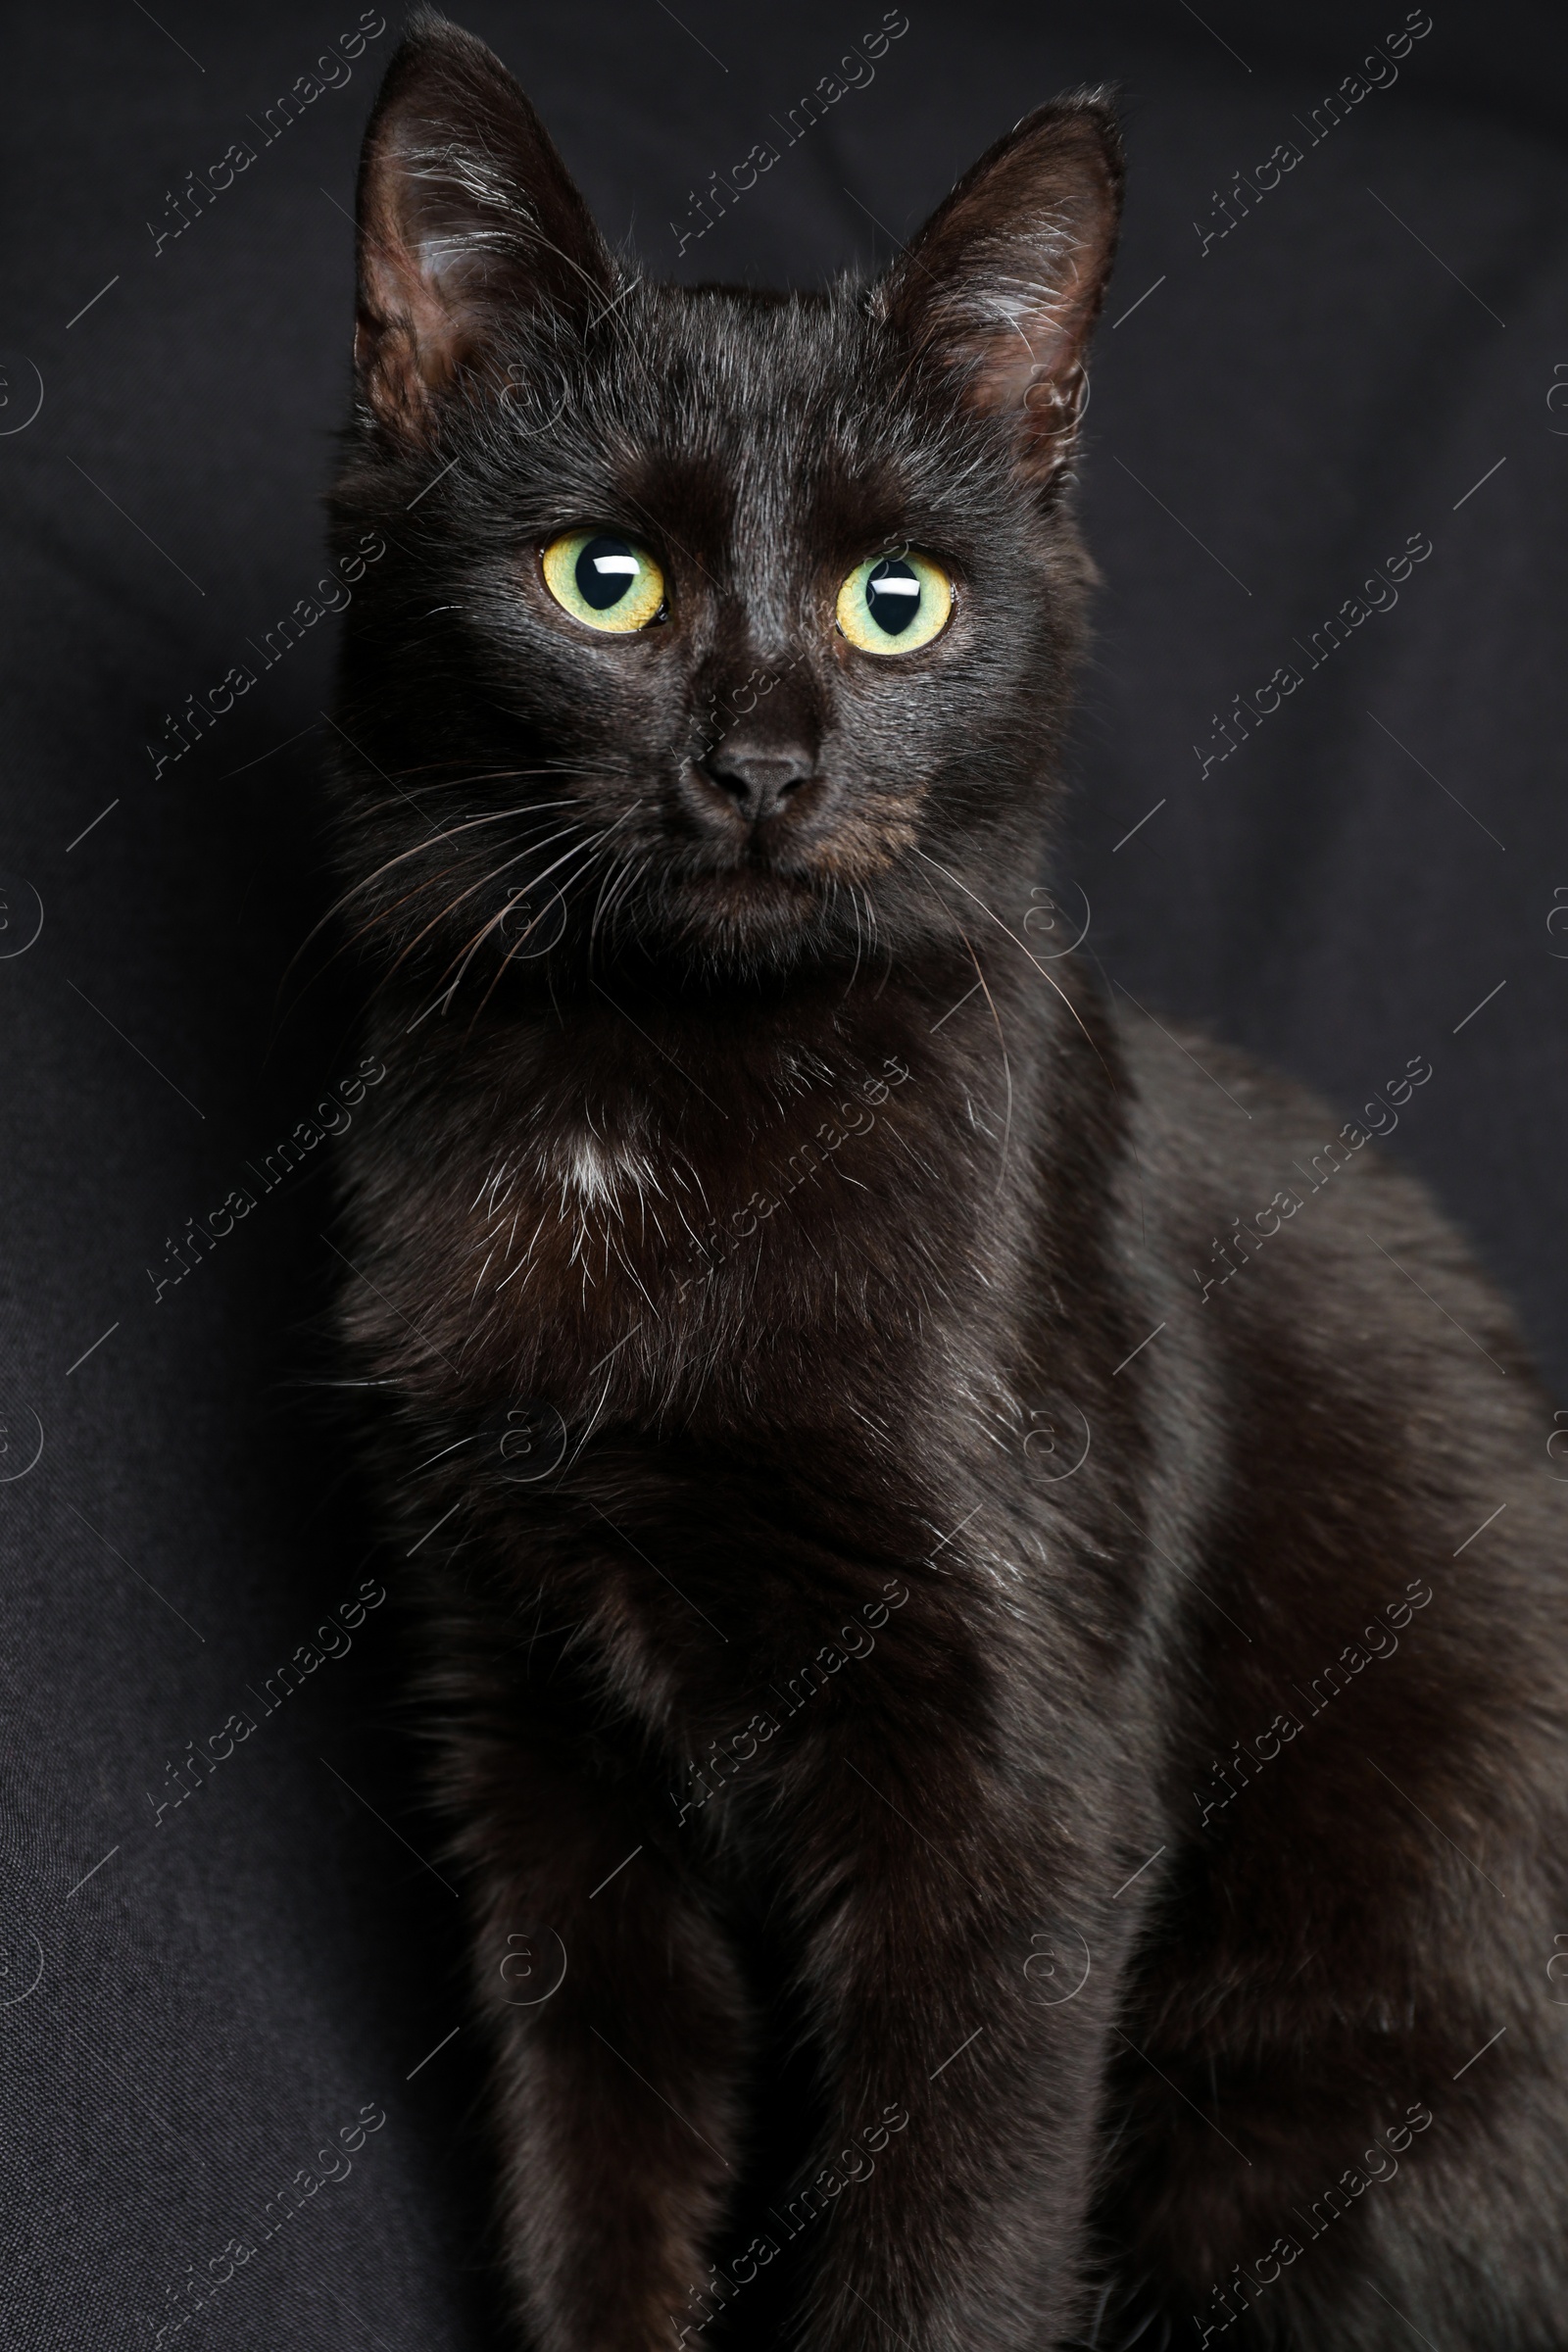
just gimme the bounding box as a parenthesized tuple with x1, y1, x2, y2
(778, 1739, 1137, 2352)
(458, 1738, 753, 2352)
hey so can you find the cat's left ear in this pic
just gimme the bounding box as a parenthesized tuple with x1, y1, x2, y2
(874, 96, 1123, 489)
(353, 12, 618, 442)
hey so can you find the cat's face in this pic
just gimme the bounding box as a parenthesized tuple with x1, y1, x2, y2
(328, 20, 1121, 997)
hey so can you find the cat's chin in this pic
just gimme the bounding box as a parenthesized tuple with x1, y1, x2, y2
(656, 864, 848, 972)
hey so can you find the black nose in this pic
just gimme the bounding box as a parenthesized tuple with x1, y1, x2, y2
(697, 740, 816, 825)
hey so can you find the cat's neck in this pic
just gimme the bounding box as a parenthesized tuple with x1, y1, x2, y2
(345, 946, 1103, 1435)
(369, 941, 1048, 1179)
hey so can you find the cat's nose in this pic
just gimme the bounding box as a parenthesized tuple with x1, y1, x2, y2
(696, 740, 818, 826)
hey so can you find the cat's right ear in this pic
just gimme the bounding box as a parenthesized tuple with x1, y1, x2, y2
(874, 96, 1124, 490)
(353, 11, 616, 443)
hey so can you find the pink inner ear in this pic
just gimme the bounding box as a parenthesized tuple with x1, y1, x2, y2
(358, 175, 472, 400)
(350, 20, 618, 443)
(878, 100, 1123, 477)
(959, 250, 1100, 411)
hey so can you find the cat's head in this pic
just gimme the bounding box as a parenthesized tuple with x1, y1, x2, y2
(327, 13, 1121, 999)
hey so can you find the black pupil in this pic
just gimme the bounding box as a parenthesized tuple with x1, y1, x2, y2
(575, 534, 641, 611)
(865, 558, 921, 634)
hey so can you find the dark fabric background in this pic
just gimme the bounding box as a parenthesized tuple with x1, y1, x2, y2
(1, 3, 1562, 2344)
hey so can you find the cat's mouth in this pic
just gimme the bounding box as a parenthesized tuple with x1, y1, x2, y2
(574, 759, 918, 961)
(643, 839, 903, 974)
(641, 841, 842, 960)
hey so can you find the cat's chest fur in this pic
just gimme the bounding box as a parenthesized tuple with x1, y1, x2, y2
(344, 982, 1054, 1441)
(338, 983, 1156, 1788)
(333, 976, 1164, 1766)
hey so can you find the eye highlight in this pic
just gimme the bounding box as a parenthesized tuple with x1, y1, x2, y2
(836, 551, 953, 655)
(541, 531, 666, 633)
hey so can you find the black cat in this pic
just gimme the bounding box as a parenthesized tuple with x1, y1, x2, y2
(325, 16, 1568, 2347)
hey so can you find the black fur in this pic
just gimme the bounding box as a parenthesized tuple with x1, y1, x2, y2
(325, 18, 1568, 2347)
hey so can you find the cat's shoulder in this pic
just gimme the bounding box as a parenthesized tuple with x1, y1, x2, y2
(1107, 997, 1454, 1262)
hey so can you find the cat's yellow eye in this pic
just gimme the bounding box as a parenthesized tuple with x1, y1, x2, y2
(836, 550, 954, 656)
(541, 530, 666, 633)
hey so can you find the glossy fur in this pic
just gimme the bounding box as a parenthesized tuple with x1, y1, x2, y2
(325, 17, 1568, 2348)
